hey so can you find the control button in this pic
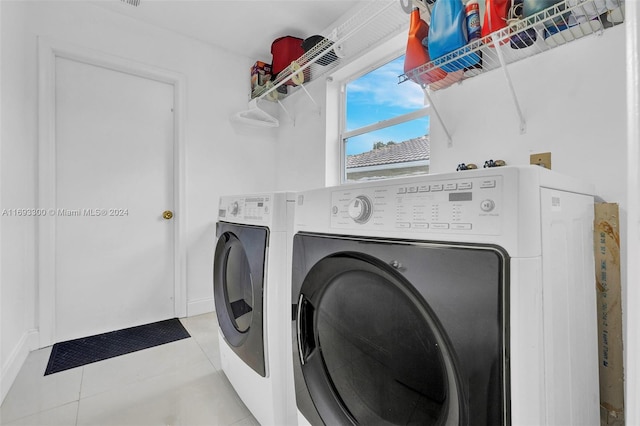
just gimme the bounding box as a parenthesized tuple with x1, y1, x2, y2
(408, 186, 418, 193)
(431, 223, 450, 230)
(397, 187, 407, 194)
(480, 180, 497, 189)
(444, 183, 457, 191)
(348, 195, 373, 224)
(481, 199, 496, 212)
(396, 222, 411, 228)
(451, 223, 472, 230)
(413, 223, 429, 229)
(418, 185, 430, 192)
(458, 182, 472, 190)
(431, 184, 443, 191)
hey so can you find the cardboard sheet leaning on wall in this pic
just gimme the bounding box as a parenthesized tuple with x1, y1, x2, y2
(594, 203, 624, 426)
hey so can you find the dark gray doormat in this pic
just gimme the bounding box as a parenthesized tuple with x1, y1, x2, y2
(44, 318, 190, 375)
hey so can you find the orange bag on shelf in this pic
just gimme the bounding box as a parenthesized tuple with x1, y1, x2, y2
(403, 7, 447, 86)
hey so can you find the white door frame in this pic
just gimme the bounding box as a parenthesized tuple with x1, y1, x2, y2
(37, 37, 187, 348)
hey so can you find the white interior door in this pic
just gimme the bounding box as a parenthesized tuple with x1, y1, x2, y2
(54, 57, 175, 342)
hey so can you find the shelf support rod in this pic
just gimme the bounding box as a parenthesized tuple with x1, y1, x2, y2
(298, 84, 321, 115)
(276, 99, 294, 124)
(491, 34, 526, 134)
(422, 86, 453, 147)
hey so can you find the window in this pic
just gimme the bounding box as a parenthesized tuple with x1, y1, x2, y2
(341, 55, 430, 183)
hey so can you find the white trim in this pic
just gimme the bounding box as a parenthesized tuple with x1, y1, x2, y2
(173, 67, 188, 320)
(0, 330, 38, 404)
(187, 297, 215, 318)
(626, 1, 640, 423)
(346, 159, 430, 173)
(0, 0, 4, 402)
(37, 37, 187, 347)
(342, 107, 430, 140)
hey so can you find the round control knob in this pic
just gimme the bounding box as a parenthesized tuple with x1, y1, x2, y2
(480, 199, 495, 212)
(229, 201, 240, 216)
(347, 195, 373, 224)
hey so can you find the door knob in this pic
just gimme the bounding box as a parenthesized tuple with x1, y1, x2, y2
(162, 210, 174, 220)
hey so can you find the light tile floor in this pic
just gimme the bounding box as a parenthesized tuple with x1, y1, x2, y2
(0, 313, 259, 426)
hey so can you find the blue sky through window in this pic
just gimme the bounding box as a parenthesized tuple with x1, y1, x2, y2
(345, 55, 430, 156)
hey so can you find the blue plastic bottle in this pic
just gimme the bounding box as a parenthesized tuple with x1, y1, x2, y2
(427, 0, 470, 72)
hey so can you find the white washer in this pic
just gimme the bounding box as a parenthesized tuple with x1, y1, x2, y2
(291, 166, 599, 425)
(214, 192, 296, 426)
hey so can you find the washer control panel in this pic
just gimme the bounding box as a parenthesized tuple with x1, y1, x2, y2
(219, 195, 271, 222)
(330, 175, 502, 234)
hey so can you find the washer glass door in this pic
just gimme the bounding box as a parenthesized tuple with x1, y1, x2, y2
(297, 254, 464, 425)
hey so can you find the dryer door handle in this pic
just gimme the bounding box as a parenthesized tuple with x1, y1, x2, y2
(297, 293, 316, 365)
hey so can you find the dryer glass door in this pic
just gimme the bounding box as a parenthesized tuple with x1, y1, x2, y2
(297, 254, 464, 425)
(221, 234, 253, 332)
(213, 223, 268, 377)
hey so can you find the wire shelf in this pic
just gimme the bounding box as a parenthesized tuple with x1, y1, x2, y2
(252, 0, 408, 101)
(399, 0, 625, 89)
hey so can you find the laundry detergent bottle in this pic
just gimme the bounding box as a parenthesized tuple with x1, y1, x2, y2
(482, 0, 511, 44)
(428, 0, 472, 72)
(403, 7, 447, 86)
(523, 0, 569, 34)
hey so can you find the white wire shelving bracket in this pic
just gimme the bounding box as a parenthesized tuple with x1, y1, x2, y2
(399, 0, 625, 141)
(491, 32, 527, 134)
(422, 86, 453, 147)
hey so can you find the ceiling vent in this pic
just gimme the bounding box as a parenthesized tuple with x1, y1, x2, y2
(120, 0, 140, 7)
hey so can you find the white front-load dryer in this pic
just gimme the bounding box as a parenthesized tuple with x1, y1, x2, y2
(214, 192, 296, 425)
(291, 166, 599, 425)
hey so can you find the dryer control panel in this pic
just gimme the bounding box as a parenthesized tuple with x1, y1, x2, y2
(218, 195, 272, 223)
(331, 175, 503, 235)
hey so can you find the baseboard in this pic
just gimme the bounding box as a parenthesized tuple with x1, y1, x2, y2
(187, 297, 214, 317)
(0, 329, 39, 405)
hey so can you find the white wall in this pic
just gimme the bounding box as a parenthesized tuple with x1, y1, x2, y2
(0, 0, 40, 403)
(273, 79, 332, 191)
(0, 0, 276, 402)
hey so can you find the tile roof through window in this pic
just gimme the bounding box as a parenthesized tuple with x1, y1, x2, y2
(346, 136, 430, 169)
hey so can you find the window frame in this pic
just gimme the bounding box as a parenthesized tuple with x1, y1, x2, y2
(338, 51, 430, 184)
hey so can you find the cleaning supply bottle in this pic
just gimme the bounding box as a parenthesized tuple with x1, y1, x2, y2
(466, 0, 482, 40)
(463, 0, 482, 76)
(482, 0, 511, 44)
(523, 0, 569, 36)
(403, 7, 447, 86)
(427, 0, 469, 72)
(509, 0, 537, 49)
